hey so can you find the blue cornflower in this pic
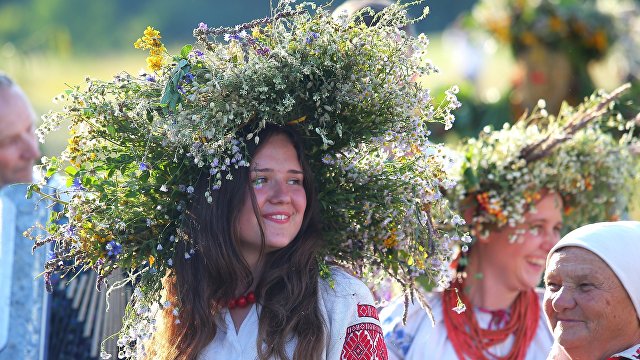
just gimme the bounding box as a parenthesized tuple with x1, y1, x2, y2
(47, 250, 57, 261)
(71, 177, 86, 191)
(145, 74, 156, 82)
(139, 162, 150, 171)
(183, 72, 195, 83)
(106, 241, 122, 258)
(224, 30, 246, 42)
(189, 49, 205, 59)
(198, 22, 208, 31)
(305, 31, 320, 44)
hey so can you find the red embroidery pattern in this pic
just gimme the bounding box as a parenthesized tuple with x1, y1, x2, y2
(357, 304, 379, 320)
(340, 322, 388, 360)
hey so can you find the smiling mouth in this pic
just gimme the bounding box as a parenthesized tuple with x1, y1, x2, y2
(264, 214, 291, 223)
(527, 258, 545, 267)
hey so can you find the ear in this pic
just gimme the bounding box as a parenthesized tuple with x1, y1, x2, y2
(460, 195, 489, 243)
(474, 227, 492, 244)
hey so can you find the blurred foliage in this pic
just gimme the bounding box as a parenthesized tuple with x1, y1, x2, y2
(0, 0, 475, 55)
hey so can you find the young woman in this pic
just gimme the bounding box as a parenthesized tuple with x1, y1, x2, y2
(381, 89, 639, 360)
(32, 3, 462, 359)
(148, 124, 387, 359)
(382, 191, 562, 359)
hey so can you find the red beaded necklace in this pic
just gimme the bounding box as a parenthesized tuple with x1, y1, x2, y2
(227, 291, 256, 309)
(442, 279, 540, 360)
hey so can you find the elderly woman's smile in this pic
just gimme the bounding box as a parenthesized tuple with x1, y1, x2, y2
(544, 247, 637, 356)
(543, 221, 640, 360)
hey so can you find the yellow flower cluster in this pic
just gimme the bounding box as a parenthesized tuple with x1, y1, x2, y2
(134, 26, 166, 72)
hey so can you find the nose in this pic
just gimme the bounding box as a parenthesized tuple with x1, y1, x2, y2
(268, 179, 291, 204)
(551, 286, 575, 313)
(21, 132, 41, 162)
(540, 227, 559, 253)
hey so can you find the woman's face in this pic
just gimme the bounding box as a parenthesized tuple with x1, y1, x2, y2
(479, 192, 563, 292)
(236, 134, 307, 263)
(544, 247, 640, 359)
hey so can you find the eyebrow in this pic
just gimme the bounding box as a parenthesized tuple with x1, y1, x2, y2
(252, 167, 304, 174)
(528, 218, 563, 226)
(545, 269, 604, 283)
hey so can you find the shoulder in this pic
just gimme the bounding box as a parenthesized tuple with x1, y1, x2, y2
(318, 267, 388, 360)
(319, 267, 375, 305)
(379, 290, 444, 360)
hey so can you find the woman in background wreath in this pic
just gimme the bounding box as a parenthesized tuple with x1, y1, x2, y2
(380, 87, 640, 360)
(31, 2, 462, 359)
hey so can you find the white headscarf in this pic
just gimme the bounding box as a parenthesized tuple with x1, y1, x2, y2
(547, 221, 640, 320)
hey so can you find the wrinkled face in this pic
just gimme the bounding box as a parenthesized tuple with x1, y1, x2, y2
(544, 247, 640, 359)
(0, 87, 40, 187)
(480, 192, 563, 292)
(236, 134, 307, 263)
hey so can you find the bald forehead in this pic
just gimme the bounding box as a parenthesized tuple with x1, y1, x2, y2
(0, 85, 33, 110)
(0, 86, 36, 127)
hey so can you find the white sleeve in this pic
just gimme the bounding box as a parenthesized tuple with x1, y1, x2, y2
(379, 291, 444, 360)
(319, 268, 389, 360)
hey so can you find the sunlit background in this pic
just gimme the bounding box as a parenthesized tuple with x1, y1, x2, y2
(1, 0, 636, 170)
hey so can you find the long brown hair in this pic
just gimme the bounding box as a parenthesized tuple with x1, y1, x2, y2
(149, 124, 326, 359)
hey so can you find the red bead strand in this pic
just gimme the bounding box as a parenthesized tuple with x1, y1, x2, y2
(227, 291, 256, 309)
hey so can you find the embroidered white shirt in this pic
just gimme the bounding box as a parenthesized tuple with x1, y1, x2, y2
(380, 289, 553, 360)
(198, 267, 388, 359)
(610, 343, 640, 359)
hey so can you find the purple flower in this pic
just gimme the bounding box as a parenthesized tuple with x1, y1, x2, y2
(183, 73, 195, 83)
(139, 162, 150, 171)
(198, 22, 208, 31)
(256, 46, 271, 56)
(145, 74, 156, 82)
(224, 31, 246, 42)
(189, 49, 205, 59)
(71, 177, 85, 191)
(47, 250, 57, 262)
(305, 31, 320, 44)
(177, 85, 185, 94)
(106, 241, 122, 258)
(64, 225, 77, 238)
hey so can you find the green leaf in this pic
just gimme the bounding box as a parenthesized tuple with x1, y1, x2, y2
(107, 124, 116, 135)
(463, 167, 478, 191)
(180, 44, 193, 59)
(64, 166, 78, 176)
(125, 191, 139, 199)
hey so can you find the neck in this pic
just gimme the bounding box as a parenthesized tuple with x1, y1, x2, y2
(237, 252, 263, 297)
(464, 250, 521, 310)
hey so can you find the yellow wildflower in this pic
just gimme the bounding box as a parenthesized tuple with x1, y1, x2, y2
(135, 26, 167, 72)
(520, 31, 537, 46)
(383, 232, 398, 249)
(548, 16, 566, 34)
(146, 55, 164, 72)
(591, 30, 607, 52)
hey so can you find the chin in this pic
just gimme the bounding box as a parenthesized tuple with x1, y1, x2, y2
(265, 238, 295, 251)
(554, 330, 588, 350)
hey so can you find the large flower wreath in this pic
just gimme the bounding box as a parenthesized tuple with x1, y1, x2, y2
(452, 85, 639, 243)
(29, 1, 463, 356)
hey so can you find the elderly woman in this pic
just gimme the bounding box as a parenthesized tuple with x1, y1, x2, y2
(544, 221, 640, 360)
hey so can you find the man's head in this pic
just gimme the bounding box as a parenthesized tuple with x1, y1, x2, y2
(0, 73, 40, 188)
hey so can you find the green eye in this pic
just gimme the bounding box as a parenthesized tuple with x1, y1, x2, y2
(253, 177, 266, 187)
